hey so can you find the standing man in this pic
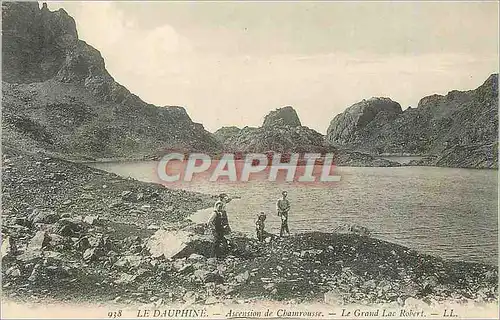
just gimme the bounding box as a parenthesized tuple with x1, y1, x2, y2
(214, 193, 231, 234)
(276, 191, 290, 237)
(255, 211, 267, 242)
(208, 193, 230, 258)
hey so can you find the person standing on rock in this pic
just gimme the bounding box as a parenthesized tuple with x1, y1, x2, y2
(208, 193, 230, 258)
(255, 212, 267, 242)
(214, 193, 231, 234)
(276, 191, 291, 237)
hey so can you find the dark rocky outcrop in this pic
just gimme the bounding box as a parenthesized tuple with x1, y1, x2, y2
(2, 2, 78, 83)
(262, 106, 302, 128)
(326, 75, 499, 168)
(216, 107, 329, 153)
(326, 98, 402, 146)
(222, 124, 328, 154)
(2, 2, 221, 160)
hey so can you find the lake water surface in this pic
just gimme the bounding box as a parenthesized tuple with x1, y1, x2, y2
(377, 156, 423, 164)
(89, 161, 498, 265)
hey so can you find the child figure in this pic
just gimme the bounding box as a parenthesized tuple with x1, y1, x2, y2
(255, 212, 267, 242)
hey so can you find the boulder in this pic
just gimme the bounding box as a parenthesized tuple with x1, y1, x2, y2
(235, 270, 250, 283)
(14, 217, 29, 227)
(28, 264, 43, 282)
(27, 231, 51, 252)
(43, 251, 63, 260)
(55, 218, 85, 237)
(5, 266, 21, 277)
(115, 272, 137, 285)
(204, 296, 219, 305)
(83, 215, 99, 225)
(17, 250, 43, 263)
(74, 236, 91, 251)
(404, 297, 428, 309)
(28, 209, 60, 225)
(334, 223, 371, 237)
(114, 255, 143, 269)
(1, 236, 15, 257)
(83, 248, 99, 262)
(145, 230, 213, 259)
(262, 106, 302, 128)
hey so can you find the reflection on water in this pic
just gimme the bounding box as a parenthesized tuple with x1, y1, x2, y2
(89, 161, 498, 265)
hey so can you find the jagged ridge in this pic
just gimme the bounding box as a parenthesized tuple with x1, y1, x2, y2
(1, 2, 221, 160)
(325, 75, 499, 168)
(213, 107, 400, 166)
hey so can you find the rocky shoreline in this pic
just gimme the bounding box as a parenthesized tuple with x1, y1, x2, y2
(73, 151, 403, 168)
(405, 143, 499, 169)
(2, 147, 498, 307)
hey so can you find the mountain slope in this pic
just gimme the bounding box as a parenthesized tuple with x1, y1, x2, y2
(1, 2, 221, 160)
(325, 75, 499, 168)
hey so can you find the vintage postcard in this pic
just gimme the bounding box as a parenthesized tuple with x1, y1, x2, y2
(1, 1, 499, 319)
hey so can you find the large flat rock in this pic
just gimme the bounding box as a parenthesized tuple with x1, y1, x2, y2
(146, 229, 214, 259)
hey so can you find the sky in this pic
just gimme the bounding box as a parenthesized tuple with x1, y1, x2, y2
(46, 1, 499, 133)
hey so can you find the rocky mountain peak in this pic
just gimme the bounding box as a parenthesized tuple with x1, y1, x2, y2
(2, 2, 79, 83)
(213, 126, 242, 144)
(162, 106, 192, 122)
(326, 97, 402, 146)
(347, 97, 402, 117)
(484, 73, 498, 86)
(476, 73, 498, 97)
(214, 106, 327, 153)
(2, 2, 222, 159)
(262, 106, 302, 128)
